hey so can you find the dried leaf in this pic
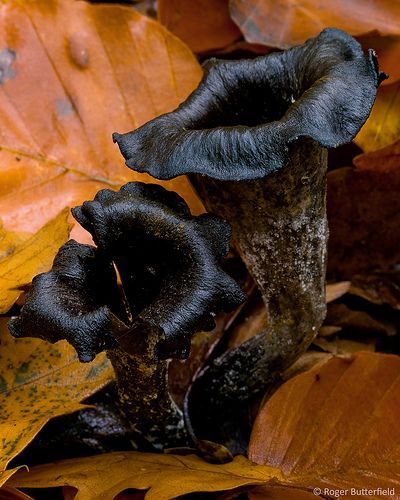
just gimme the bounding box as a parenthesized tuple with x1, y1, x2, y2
(325, 282, 351, 303)
(350, 271, 400, 309)
(357, 32, 400, 86)
(0, 485, 31, 500)
(354, 83, 400, 152)
(325, 303, 393, 336)
(249, 352, 400, 498)
(8, 452, 283, 499)
(0, 209, 70, 313)
(327, 166, 400, 278)
(0, 0, 203, 236)
(353, 139, 400, 173)
(158, 0, 241, 53)
(0, 318, 114, 486)
(312, 337, 376, 355)
(229, 0, 400, 48)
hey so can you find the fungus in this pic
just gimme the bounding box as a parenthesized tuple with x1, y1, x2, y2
(113, 29, 385, 445)
(9, 182, 244, 448)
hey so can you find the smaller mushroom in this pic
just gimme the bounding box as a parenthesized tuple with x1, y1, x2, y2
(9, 182, 244, 448)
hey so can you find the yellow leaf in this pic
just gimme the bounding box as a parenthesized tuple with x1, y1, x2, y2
(0, 209, 71, 313)
(8, 452, 282, 499)
(355, 82, 400, 152)
(249, 352, 400, 498)
(0, 318, 114, 486)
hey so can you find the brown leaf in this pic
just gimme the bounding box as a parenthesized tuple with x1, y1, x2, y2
(0, 486, 31, 500)
(8, 453, 283, 499)
(350, 271, 400, 309)
(353, 139, 400, 173)
(327, 166, 400, 278)
(229, 0, 400, 48)
(0, 209, 70, 313)
(325, 303, 393, 336)
(0, 318, 114, 486)
(0, 0, 204, 236)
(158, 0, 241, 53)
(325, 282, 351, 303)
(249, 352, 400, 498)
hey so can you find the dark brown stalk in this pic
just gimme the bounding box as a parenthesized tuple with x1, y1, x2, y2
(190, 139, 328, 404)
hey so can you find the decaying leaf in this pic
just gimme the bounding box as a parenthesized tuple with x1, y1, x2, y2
(350, 271, 400, 309)
(355, 82, 400, 152)
(0, 0, 204, 237)
(8, 452, 283, 499)
(353, 139, 400, 173)
(327, 166, 400, 278)
(229, 0, 400, 48)
(0, 209, 70, 313)
(158, 0, 241, 53)
(249, 352, 400, 498)
(325, 282, 351, 303)
(0, 318, 114, 486)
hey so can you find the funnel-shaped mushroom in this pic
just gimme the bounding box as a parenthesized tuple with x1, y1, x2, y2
(113, 29, 384, 445)
(9, 182, 244, 448)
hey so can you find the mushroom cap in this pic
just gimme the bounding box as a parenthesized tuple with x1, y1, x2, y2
(114, 28, 385, 181)
(9, 183, 245, 361)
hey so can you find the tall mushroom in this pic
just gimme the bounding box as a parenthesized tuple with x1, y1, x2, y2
(113, 29, 385, 440)
(9, 182, 244, 449)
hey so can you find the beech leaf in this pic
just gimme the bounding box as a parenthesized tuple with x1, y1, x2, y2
(229, 0, 400, 49)
(0, 209, 70, 313)
(0, 318, 114, 486)
(0, 0, 203, 238)
(249, 352, 400, 498)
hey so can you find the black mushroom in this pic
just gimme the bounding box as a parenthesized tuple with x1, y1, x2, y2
(113, 29, 386, 445)
(9, 182, 244, 448)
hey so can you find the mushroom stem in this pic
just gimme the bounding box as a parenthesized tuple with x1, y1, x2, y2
(190, 138, 328, 403)
(107, 347, 187, 449)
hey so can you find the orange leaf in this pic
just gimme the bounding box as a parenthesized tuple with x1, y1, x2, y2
(8, 453, 283, 499)
(0, 0, 204, 235)
(0, 209, 70, 313)
(354, 83, 400, 152)
(158, 0, 241, 53)
(0, 318, 114, 487)
(249, 352, 400, 498)
(229, 0, 400, 48)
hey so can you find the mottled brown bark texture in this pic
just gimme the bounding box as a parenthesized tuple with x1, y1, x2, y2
(108, 347, 187, 449)
(190, 139, 328, 404)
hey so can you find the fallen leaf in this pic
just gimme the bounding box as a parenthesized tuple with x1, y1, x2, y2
(0, 209, 70, 313)
(0, 485, 31, 500)
(354, 83, 400, 152)
(312, 337, 376, 355)
(325, 303, 393, 336)
(0, 318, 114, 486)
(0, 223, 28, 262)
(327, 166, 400, 278)
(158, 0, 241, 53)
(353, 139, 400, 173)
(357, 32, 400, 86)
(8, 452, 283, 499)
(249, 352, 400, 498)
(229, 0, 400, 48)
(0, 0, 204, 236)
(325, 282, 351, 303)
(350, 271, 400, 309)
